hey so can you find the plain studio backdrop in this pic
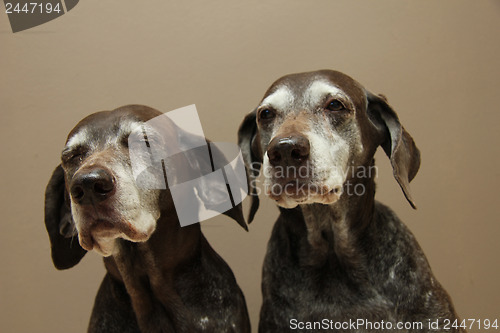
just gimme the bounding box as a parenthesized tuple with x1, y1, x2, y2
(1, 1, 499, 332)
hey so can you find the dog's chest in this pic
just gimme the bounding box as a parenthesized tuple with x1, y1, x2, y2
(264, 257, 395, 323)
(260, 218, 400, 330)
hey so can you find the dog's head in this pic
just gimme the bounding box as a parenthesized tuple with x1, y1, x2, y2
(45, 105, 246, 269)
(238, 70, 420, 220)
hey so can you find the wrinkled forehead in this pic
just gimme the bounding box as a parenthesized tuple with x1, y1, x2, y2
(65, 117, 136, 149)
(260, 70, 367, 111)
(65, 107, 169, 148)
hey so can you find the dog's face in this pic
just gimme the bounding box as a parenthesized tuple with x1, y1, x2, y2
(60, 106, 173, 256)
(45, 104, 247, 267)
(239, 70, 420, 217)
(253, 71, 377, 208)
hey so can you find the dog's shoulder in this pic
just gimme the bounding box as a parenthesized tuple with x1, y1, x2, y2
(173, 236, 250, 332)
(370, 202, 459, 316)
(369, 201, 430, 274)
(89, 274, 140, 333)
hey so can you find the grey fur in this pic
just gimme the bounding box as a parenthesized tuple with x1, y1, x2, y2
(45, 105, 250, 333)
(238, 70, 464, 332)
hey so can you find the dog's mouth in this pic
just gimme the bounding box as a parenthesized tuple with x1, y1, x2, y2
(77, 217, 153, 256)
(265, 178, 342, 208)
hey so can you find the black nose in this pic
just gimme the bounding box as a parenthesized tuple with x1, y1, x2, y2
(267, 134, 310, 167)
(70, 168, 115, 205)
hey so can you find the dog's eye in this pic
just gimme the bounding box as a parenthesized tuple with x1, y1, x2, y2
(326, 100, 345, 112)
(259, 109, 276, 121)
(72, 154, 83, 162)
(62, 152, 83, 164)
(61, 146, 87, 164)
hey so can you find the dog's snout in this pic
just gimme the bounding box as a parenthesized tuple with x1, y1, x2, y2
(268, 135, 310, 167)
(70, 168, 115, 205)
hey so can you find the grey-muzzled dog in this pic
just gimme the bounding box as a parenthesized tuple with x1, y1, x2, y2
(44, 105, 250, 332)
(238, 70, 464, 332)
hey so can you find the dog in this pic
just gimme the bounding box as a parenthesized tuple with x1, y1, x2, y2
(44, 105, 251, 332)
(238, 70, 464, 332)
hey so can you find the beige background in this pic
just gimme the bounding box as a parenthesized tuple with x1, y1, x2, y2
(1, 1, 499, 332)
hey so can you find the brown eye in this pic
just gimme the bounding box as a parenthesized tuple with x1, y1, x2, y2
(259, 108, 276, 121)
(62, 153, 82, 164)
(61, 147, 86, 164)
(326, 100, 345, 112)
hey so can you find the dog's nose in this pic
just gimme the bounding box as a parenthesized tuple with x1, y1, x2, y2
(267, 134, 310, 167)
(70, 168, 115, 205)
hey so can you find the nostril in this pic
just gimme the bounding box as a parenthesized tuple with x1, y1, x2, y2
(94, 179, 114, 195)
(268, 150, 282, 165)
(71, 185, 84, 201)
(291, 148, 308, 161)
(293, 136, 310, 161)
(70, 169, 115, 204)
(268, 135, 311, 166)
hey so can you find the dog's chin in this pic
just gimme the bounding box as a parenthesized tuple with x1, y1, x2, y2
(91, 237, 117, 257)
(76, 217, 156, 257)
(266, 180, 342, 209)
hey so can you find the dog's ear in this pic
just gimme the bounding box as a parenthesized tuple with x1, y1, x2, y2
(200, 142, 248, 230)
(176, 132, 248, 230)
(367, 92, 421, 209)
(237, 109, 262, 223)
(45, 165, 87, 269)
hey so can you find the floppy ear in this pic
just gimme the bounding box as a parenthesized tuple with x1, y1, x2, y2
(237, 109, 262, 223)
(367, 92, 421, 209)
(202, 141, 248, 230)
(45, 165, 87, 269)
(176, 131, 248, 230)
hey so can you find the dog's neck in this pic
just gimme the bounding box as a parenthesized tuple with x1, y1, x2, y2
(298, 161, 377, 277)
(104, 210, 201, 276)
(103, 209, 202, 331)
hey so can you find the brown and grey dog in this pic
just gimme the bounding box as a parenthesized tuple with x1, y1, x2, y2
(44, 105, 250, 332)
(238, 70, 463, 332)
